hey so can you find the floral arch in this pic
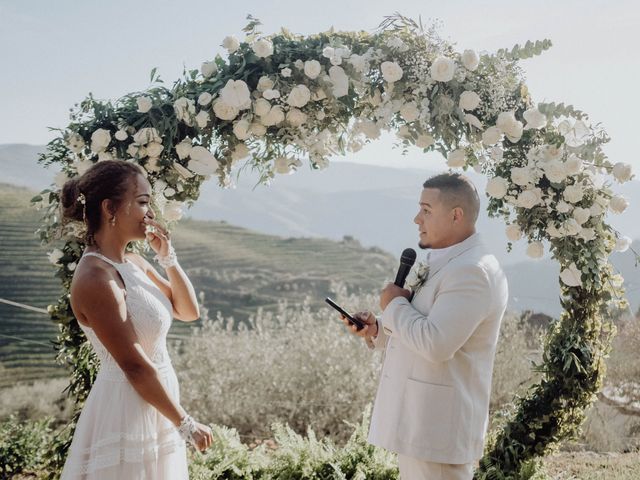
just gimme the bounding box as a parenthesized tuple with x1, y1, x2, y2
(35, 14, 632, 478)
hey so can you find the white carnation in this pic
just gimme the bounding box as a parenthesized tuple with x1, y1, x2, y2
(563, 184, 585, 204)
(486, 177, 509, 199)
(380, 61, 403, 82)
(430, 56, 456, 82)
(136, 96, 153, 113)
(459, 91, 481, 111)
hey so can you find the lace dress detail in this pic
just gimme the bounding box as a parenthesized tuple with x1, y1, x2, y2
(60, 252, 187, 479)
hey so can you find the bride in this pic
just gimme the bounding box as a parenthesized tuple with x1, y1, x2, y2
(59, 160, 212, 479)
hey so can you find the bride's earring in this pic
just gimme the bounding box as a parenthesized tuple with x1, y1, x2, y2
(109, 215, 116, 227)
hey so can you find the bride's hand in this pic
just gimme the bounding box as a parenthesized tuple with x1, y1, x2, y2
(191, 422, 214, 452)
(144, 218, 172, 257)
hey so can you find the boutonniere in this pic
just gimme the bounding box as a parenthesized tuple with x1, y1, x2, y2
(406, 261, 429, 292)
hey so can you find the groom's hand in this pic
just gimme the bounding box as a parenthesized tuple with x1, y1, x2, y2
(380, 283, 411, 311)
(342, 311, 378, 339)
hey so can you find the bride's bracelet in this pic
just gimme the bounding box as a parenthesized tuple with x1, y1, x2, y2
(154, 245, 178, 269)
(177, 414, 197, 445)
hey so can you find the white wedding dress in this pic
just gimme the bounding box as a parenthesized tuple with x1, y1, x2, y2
(60, 252, 188, 479)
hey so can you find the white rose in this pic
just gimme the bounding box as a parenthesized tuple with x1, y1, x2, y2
(348, 54, 367, 73)
(201, 61, 218, 78)
(74, 158, 93, 175)
(222, 35, 240, 54)
(461, 49, 480, 71)
(482, 126, 503, 146)
(565, 154, 583, 175)
(127, 143, 146, 158)
(615, 236, 632, 252)
(572, 207, 591, 225)
(48, 248, 64, 265)
(294, 59, 304, 69)
(195, 110, 210, 129)
(546, 222, 562, 239)
(175, 139, 192, 160)
(163, 201, 184, 222)
(212, 99, 239, 121)
(563, 184, 584, 204)
(609, 195, 629, 214)
(430, 56, 456, 82)
(262, 89, 280, 100)
(67, 133, 85, 153)
(231, 143, 250, 162)
(260, 105, 285, 126)
(287, 84, 311, 108)
(146, 141, 164, 158)
(115, 129, 128, 141)
(316, 110, 326, 121)
(174, 97, 196, 124)
(252, 38, 273, 58)
(523, 107, 547, 130)
(543, 160, 568, 183)
(400, 102, 420, 122)
(459, 91, 481, 111)
(397, 126, 411, 139)
(144, 157, 162, 173)
(67, 261, 77, 272)
(415, 133, 434, 149)
(257, 76, 275, 92)
(286, 108, 307, 127)
(542, 145, 563, 162)
(274, 156, 293, 174)
(136, 96, 153, 113)
(447, 149, 466, 168)
(254, 98, 272, 117)
(517, 188, 543, 209)
(490, 146, 504, 162)
(250, 123, 267, 137)
(220, 79, 251, 109)
(233, 119, 251, 140)
(560, 263, 582, 287)
(590, 202, 604, 217)
(556, 200, 571, 213)
(465, 114, 483, 130)
(511, 167, 533, 186)
(90, 128, 111, 153)
(612, 162, 633, 183)
(329, 66, 349, 97)
(496, 111, 523, 142)
(304, 60, 322, 79)
(526, 241, 544, 259)
(486, 177, 509, 199)
(358, 121, 380, 140)
(505, 224, 522, 241)
(280, 67, 292, 78)
(188, 146, 219, 175)
(133, 127, 161, 145)
(380, 61, 403, 83)
(198, 92, 213, 106)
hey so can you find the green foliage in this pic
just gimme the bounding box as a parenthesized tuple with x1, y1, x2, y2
(496, 40, 553, 61)
(0, 415, 52, 479)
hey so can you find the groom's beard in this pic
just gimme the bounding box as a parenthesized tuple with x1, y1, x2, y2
(418, 242, 429, 250)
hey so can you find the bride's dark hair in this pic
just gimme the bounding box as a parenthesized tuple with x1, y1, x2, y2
(60, 161, 145, 244)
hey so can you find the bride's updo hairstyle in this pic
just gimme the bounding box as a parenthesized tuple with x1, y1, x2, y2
(60, 160, 145, 244)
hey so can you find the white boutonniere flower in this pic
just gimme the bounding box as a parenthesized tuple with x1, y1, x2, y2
(406, 261, 429, 292)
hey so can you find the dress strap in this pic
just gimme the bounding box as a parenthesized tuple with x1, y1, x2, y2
(82, 251, 126, 268)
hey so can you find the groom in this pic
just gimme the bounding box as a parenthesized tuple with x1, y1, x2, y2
(343, 173, 508, 479)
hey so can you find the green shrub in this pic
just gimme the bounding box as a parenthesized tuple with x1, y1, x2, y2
(0, 415, 52, 479)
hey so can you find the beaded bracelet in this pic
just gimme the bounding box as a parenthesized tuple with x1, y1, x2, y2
(177, 414, 197, 445)
(154, 245, 178, 269)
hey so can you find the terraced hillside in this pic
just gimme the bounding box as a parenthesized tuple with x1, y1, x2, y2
(0, 183, 396, 387)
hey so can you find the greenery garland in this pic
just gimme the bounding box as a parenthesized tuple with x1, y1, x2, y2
(33, 14, 632, 478)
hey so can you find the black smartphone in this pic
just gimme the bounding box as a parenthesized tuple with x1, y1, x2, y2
(325, 297, 365, 330)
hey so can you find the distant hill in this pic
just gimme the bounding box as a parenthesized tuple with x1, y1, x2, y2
(0, 183, 396, 387)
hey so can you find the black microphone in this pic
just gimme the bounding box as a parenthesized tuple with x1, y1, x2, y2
(394, 248, 417, 287)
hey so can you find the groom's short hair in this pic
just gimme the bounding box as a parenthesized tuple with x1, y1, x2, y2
(423, 173, 480, 224)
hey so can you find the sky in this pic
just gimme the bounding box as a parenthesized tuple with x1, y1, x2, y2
(1, 0, 639, 171)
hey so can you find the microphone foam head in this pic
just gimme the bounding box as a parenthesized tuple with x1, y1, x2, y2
(400, 248, 417, 266)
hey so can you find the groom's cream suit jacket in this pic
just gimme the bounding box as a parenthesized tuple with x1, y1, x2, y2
(368, 233, 508, 464)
